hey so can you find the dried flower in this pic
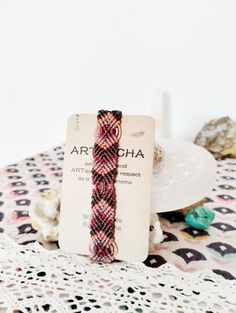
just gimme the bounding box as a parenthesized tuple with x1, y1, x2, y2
(29, 189, 60, 242)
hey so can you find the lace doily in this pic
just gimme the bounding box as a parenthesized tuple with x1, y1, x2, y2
(0, 235, 235, 313)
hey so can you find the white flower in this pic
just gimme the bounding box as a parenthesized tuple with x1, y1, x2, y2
(29, 189, 60, 242)
(149, 213, 164, 253)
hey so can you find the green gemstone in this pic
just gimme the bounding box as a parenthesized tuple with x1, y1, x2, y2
(185, 206, 215, 230)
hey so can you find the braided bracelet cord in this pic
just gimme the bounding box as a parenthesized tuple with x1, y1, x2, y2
(90, 110, 122, 263)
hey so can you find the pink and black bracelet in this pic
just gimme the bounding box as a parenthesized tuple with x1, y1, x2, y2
(90, 110, 122, 263)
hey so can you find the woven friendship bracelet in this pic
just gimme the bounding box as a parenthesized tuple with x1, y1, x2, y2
(90, 110, 122, 263)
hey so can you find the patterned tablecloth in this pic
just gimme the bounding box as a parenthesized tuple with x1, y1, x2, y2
(0, 144, 236, 280)
(0, 145, 236, 313)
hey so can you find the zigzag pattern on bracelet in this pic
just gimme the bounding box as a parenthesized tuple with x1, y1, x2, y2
(90, 110, 122, 263)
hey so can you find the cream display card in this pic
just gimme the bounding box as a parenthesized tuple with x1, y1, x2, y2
(59, 114, 155, 262)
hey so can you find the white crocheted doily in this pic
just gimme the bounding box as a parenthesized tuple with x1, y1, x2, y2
(0, 234, 235, 313)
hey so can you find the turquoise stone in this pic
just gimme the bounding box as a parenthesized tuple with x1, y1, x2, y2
(185, 206, 215, 230)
